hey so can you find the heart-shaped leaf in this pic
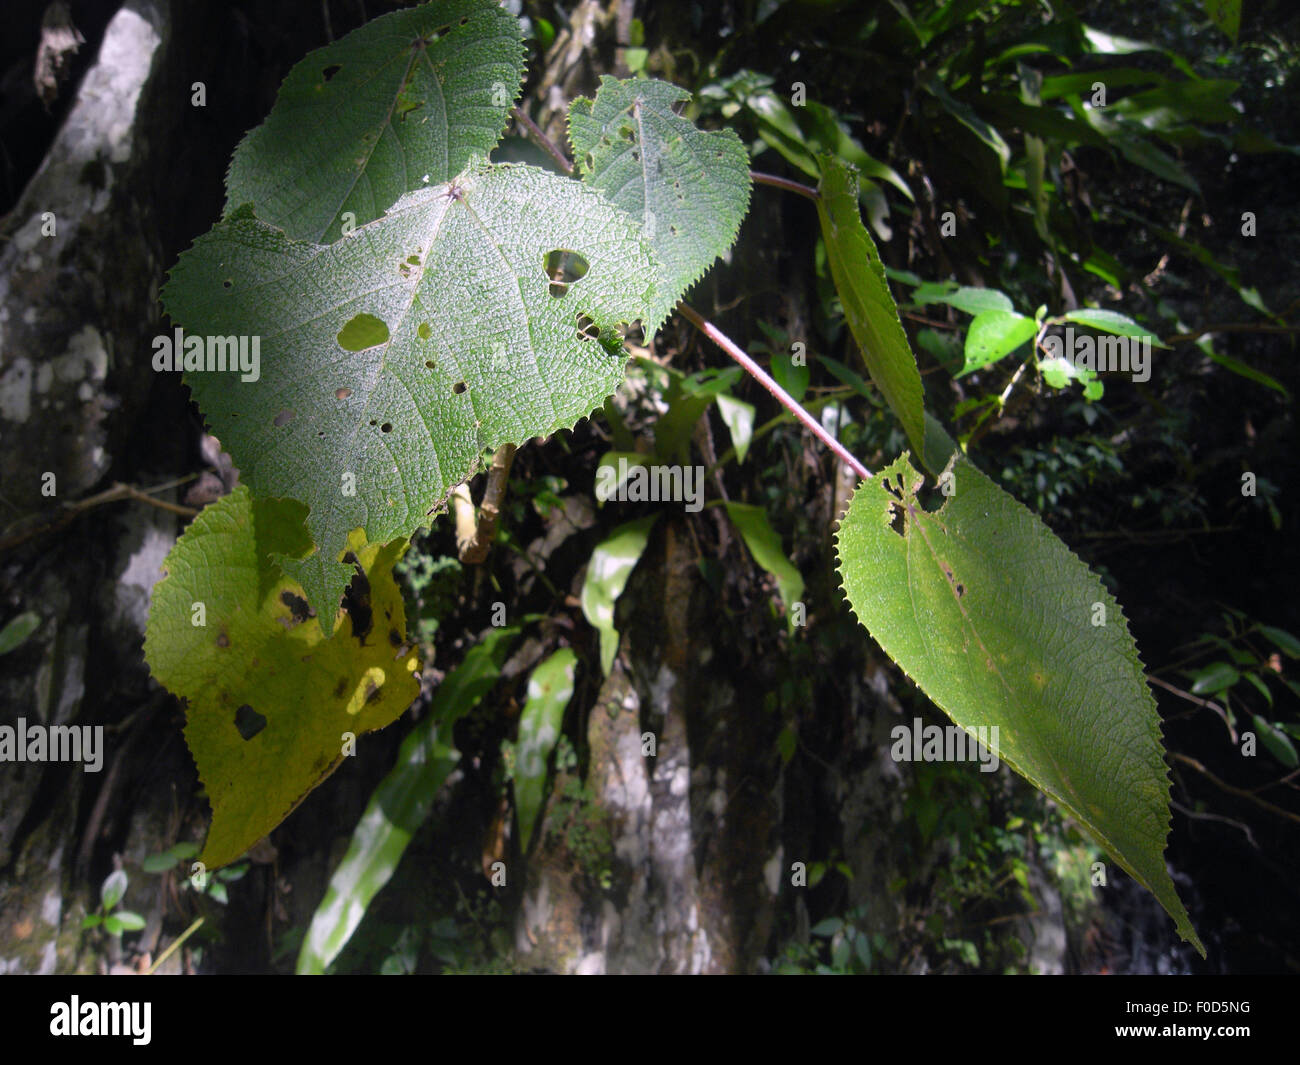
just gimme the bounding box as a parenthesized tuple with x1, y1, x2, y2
(162, 163, 657, 625)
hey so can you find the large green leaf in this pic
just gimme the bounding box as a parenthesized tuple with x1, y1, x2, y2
(143, 487, 421, 871)
(569, 76, 751, 331)
(816, 155, 926, 457)
(836, 453, 1203, 955)
(225, 0, 525, 242)
(297, 625, 519, 974)
(162, 163, 657, 626)
(511, 648, 577, 852)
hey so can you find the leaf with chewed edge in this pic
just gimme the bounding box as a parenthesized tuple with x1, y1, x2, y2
(835, 452, 1203, 956)
(569, 76, 751, 333)
(162, 162, 658, 628)
(143, 486, 421, 870)
(225, 0, 525, 243)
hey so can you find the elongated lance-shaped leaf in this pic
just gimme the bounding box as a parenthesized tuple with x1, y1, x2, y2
(724, 502, 805, 634)
(835, 453, 1203, 956)
(162, 162, 658, 628)
(297, 625, 520, 974)
(225, 0, 525, 243)
(581, 514, 658, 675)
(143, 487, 421, 871)
(513, 648, 577, 852)
(569, 76, 752, 333)
(816, 154, 926, 457)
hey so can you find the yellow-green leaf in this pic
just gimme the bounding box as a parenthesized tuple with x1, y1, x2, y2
(143, 486, 421, 870)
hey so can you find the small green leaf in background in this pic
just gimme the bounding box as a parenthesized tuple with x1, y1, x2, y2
(0, 611, 39, 655)
(1251, 715, 1299, 769)
(513, 648, 578, 852)
(1206, 350, 1290, 398)
(1062, 308, 1169, 347)
(836, 453, 1203, 955)
(141, 841, 200, 874)
(143, 486, 421, 871)
(918, 286, 1014, 316)
(1039, 353, 1104, 401)
(104, 912, 146, 936)
(922, 78, 1011, 172)
(595, 451, 653, 505)
(1189, 661, 1240, 695)
(650, 364, 742, 463)
(1201, 0, 1241, 42)
(297, 626, 520, 974)
(581, 516, 659, 675)
(100, 870, 128, 911)
(816, 154, 926, 457)
(1260, 625, 1300, 659)
(770, 346, 810, 404)
(715, 392, 756, 463)
(569, 76, 752, 331)
(724, 502, 805, 633)
(225, 0, 525, 242)
(959, 311, 1038, 376)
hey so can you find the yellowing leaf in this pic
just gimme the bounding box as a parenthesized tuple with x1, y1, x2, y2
(143, 487, 421, 870)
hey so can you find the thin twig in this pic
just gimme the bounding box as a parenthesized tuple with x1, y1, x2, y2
(1170, 800, 1257, 848)
(512, 107, 573, 173)
(0, 476, 198, 553)
(750, 170, 819, 201)
(677, 302, 872, 482)
(997, 323, 1047, 411)
(145, 916, 204, 975)
(1147, 674, 1236, 743)
(1171, 752, 1300, 826)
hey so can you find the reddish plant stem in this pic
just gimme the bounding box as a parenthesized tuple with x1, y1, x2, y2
(511, 107, 573, 173)
(749, 170, 820, 201)
(677, 302, 872, 482)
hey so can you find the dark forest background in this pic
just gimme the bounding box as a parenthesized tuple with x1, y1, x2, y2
(0, 0, 1297, 974)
